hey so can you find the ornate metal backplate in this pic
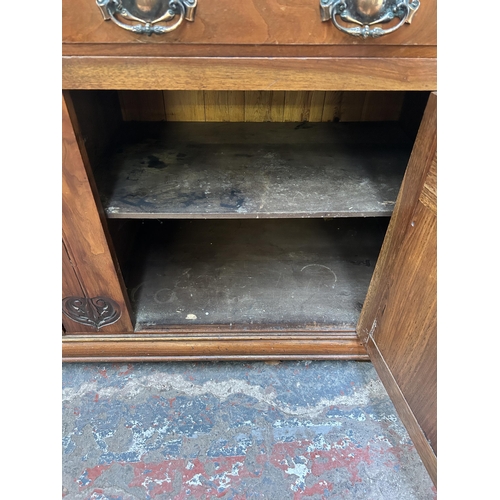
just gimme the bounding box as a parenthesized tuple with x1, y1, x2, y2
(320, 0, 420, 38)
(96, 0, 197, 35)
(62, 296, 122, 330)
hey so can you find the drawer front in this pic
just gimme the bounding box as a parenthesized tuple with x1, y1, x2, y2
(63, 0, 436, 55)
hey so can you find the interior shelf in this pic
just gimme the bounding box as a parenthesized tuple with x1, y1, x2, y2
(96, 122, 412, 219)
(117, 217, 388, 332)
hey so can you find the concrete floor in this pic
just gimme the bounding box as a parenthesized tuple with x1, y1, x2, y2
(62, 361, 436, 499)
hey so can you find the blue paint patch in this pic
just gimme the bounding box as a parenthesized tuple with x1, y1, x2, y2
(207, 434, 253, 457)
(161, 438, 183, 458)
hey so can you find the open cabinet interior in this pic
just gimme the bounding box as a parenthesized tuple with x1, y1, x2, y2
(67, 89, 429, 336)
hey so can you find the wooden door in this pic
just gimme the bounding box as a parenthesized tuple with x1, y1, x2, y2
(357, 93, 437, 485)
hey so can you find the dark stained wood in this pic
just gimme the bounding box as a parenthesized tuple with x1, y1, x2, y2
(62, 57, 437, 91)
(118, 90, 166, 121)
(399, 90, 431, 141)
(95, 122, 411, 218)
(357, 93, 437, 485)
(68, 90, 124, 167)
(63, 93, 134, 333)
(119, 218, 388, 331)
(62, 0, 436, 47)
(62, 335, 368, 361)
(339, 91, 406, 122)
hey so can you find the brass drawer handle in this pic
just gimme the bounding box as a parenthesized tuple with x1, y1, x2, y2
(320, 0, 420, 38)
(96, 0, 196, 35)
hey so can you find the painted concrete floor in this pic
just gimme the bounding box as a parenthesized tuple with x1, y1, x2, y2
(62, 361, 436, 499)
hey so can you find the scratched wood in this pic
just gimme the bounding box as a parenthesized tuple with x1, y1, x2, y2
(120, 218, 388, 331)
(119, 91, 404, 123)
(94, 122, 412, 218)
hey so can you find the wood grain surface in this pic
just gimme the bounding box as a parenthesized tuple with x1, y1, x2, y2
(62, 241, 96, 333)
(63, 93, 134, 333)
(357, 92, 437, 485)
(119, 91, 405, 123)
(62, 335, 368, 361)
(62, 0, 436, 48)
(63, 44, 436, 58)
(62, 57, 437, 91)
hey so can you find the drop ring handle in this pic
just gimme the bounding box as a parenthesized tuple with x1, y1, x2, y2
(96, 0, 197, 35)
(320, 0, 420, 38)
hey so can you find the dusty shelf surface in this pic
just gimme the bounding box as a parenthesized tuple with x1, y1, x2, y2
(96, 122, 411, 219)
(120, 218, 388, 332)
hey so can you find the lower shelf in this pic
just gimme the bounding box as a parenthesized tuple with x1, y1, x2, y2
(117, 217, 387, 333)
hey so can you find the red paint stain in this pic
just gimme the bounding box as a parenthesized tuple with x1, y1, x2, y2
(98, 368, 108, 378)
(129, 460, 184, 496)
(78, 464, 112, 488)
(299, 480, 333, 500)
(94, 394, 99, 403)
(258, 438, 374, 488)
(114, 456, 262, 500)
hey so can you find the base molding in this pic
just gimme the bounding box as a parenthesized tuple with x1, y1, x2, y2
(62, 333, 368, 362)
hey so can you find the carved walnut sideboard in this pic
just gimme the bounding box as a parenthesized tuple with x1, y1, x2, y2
(62, 0, 436, 483)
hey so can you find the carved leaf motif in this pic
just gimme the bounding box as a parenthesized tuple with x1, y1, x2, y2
(62, 296, 121, 330)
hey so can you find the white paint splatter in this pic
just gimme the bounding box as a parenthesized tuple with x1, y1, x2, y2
(186, 473, 203, 486)
(62, 375, 387, 419)
(285, 458, 310, 492)
(186, 314, 197, 320)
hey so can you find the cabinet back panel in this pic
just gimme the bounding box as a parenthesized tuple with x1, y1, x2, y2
(119, 91, 405, 123)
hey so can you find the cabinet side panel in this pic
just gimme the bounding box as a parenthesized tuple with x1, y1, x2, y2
(62, 241, 95, 333)
(62, 94, 133, 333)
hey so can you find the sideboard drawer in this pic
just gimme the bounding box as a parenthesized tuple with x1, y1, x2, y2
(63, 0, 436, 57)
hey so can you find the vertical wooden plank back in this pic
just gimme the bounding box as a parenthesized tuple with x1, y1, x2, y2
(204, 91, 245, 121)
(123, 91, 404, 123)
(163, 90, 206, 121)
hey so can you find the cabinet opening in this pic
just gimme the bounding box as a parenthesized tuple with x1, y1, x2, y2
(68, 89, 429, 335)
(108, 217, 389, 332)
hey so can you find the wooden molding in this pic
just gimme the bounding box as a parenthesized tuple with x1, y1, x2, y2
(62, 334, 368, 361)
(63, 57, 437, 91)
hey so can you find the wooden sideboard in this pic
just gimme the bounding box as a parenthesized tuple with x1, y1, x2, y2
(62, 0, 436, 484)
